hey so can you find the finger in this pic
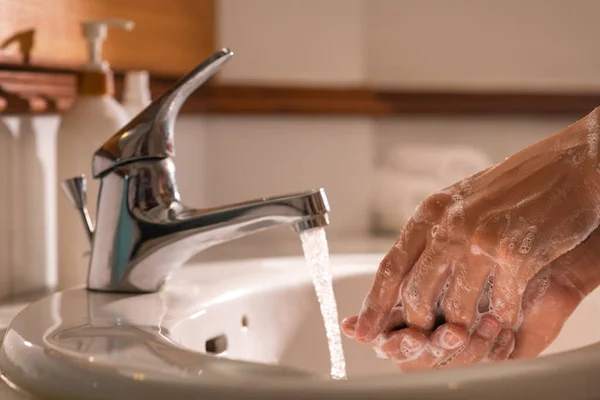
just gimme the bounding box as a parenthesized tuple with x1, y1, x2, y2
(343, 308, 406, 339)
(443, 255, 494, 329)
(381, 306, 406, 333)
(396, 323, 468, 372)
(443, 314, 502, 367)
(512, 269, 582, 359)
(487, 329, 514, 362)
(489, 267, 524, 327)
(401, 244, 452, 330)
(430, 323, 469, 354)
(376, 327, 427, 362)
(554, 227, 600, 297)
(341, 315, 358, 338)
(355, 217, 428, 342)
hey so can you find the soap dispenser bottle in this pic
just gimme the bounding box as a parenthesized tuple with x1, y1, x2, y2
(56, 19, 134, 289)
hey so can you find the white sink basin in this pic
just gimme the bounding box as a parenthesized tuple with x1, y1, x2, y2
(2, 254, 600, 399)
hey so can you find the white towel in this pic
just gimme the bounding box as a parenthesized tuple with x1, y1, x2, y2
(381, 145, 492, 187)
(372, 168, 446, 233)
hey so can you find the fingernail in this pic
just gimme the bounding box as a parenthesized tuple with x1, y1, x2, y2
(355, 320, 372, 342)
(442, 330, 463, 350)
(477, 318, 501, 339)
(341, 318, 356, 337)
(400, 335, 422, 352)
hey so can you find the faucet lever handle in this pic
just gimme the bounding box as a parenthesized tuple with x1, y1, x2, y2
(60, 175, 94, 243)
(61, 175, 87, 208)
(91, 48, 234, 178)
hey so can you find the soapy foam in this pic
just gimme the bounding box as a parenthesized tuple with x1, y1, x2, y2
(392, 266, 509, 370)
(477, 270, 494, 313)
(447, 200, 465, 224)
(406, 283, 420, 302)
(373, 347, 388, 359)
(372, 336, 389, 359)
(435, 275, 453, 314)
(436, 326, 463, 351)
(379, 258, 395, 279)
(519, 229, 536, 254)
(529, 268, 552, 306)
(395, 134, 600, 369)
(435, 345, 466, 368)
(412, 201, 428, 223)
(399, 334, 422, 357)
(461, 184, 473, 196)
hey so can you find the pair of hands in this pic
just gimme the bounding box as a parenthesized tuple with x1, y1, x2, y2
(342, 108, 600, 371)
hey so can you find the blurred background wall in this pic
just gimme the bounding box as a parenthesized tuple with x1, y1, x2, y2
(194, 0, 585, 235)
(0, 0, 597, 296)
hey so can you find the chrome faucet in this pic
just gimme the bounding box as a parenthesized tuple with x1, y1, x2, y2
(61, 48, 330, 293)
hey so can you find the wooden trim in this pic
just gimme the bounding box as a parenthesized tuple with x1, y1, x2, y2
(169, 86, 600, 116)
(375, 91, 600, 115)
(0, 67, 75, 113)
(0, 66, 598, 116)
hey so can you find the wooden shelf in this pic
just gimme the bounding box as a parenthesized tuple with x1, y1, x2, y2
(0, 65, 598, 116)
(0, 0, 215, 76)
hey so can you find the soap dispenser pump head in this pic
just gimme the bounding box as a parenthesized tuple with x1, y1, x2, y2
(82, 19, 134, 71)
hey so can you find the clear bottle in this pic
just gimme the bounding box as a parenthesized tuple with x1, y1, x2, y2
(56, 19, 134, 289)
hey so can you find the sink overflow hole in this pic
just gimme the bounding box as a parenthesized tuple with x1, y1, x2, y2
(241, 315, 249, 329)
(205, 334, 228, 355)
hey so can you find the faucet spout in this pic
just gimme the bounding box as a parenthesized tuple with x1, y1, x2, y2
(86, 158, 330, 293)
(176, 189, 330, 239)
(60, 48, 335, 294)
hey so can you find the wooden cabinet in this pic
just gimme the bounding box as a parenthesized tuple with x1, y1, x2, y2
(0, 0, 215, 76)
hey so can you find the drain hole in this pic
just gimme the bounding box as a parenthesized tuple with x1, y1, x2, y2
(205, 334, 228, 354)
(241, 315, 249, 329)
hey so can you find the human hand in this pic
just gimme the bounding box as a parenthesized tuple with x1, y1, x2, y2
(344, 107, 600, 364)
(342, 224, 600, 370)
(342, 223, 600, 371)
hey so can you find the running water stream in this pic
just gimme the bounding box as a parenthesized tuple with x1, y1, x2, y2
(299, 227, 347, 380)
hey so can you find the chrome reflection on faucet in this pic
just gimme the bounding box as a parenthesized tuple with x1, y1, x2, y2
(61, 48, 331, 293)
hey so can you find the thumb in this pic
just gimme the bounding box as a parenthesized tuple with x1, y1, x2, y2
(512, 268, 583, 358)
(341, 315, 358, 338)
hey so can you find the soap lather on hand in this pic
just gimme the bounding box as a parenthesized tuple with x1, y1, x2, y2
(342, 107, 600, 371)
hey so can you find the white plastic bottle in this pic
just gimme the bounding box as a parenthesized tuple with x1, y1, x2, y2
(0, 118, 14, 299)
(122, 70, 151, 118)
(56, 19, 134, 289)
